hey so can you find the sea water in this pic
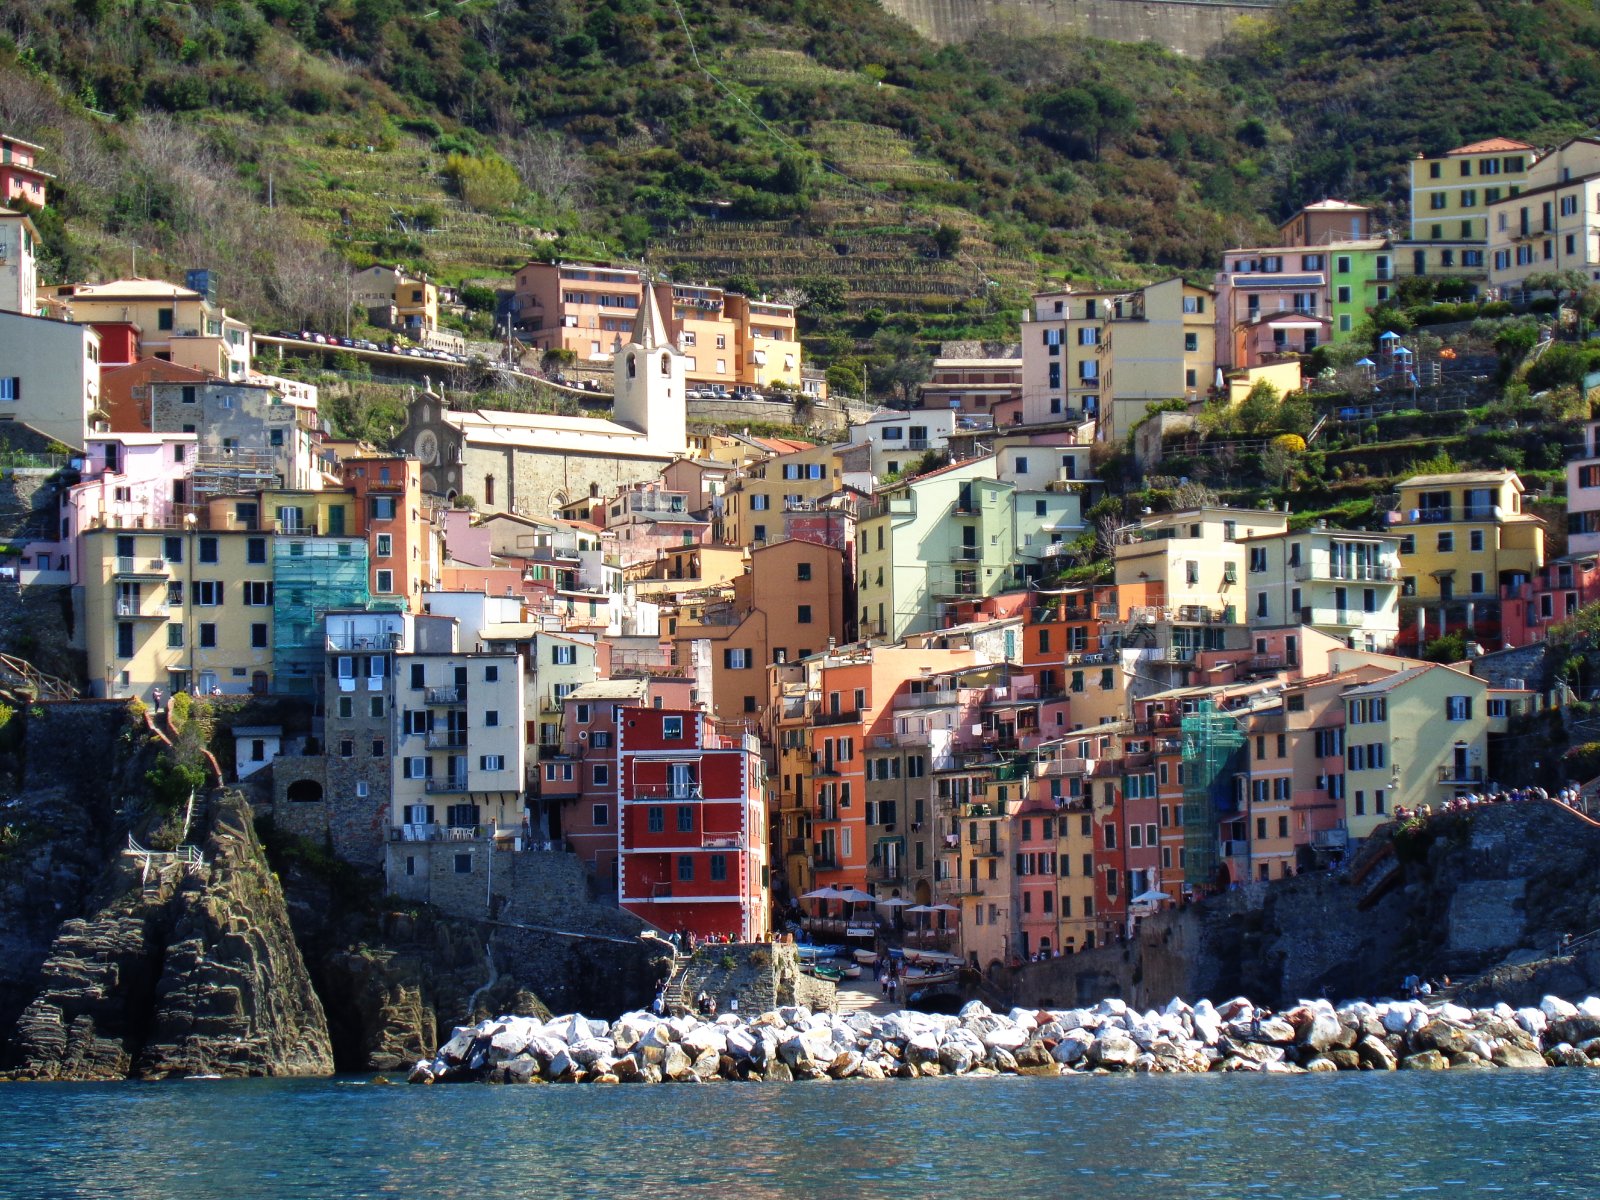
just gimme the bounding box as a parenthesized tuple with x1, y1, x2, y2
(2, 1070, 1598, 1198)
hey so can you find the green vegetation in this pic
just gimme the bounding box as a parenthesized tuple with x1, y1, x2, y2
(5, 0, 1600, 407)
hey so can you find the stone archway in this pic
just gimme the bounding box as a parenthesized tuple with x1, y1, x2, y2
(286, 779, 324, 803)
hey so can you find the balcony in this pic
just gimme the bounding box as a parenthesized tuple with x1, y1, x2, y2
(1462, 504, 1502, 521)
(425, 730, 468, 750)
(867, 861, 905, 886)
(424, 776, 471, 794)
(425, 686, 465, 705)
(113, 557, 169, 578)
(538, 742, 580, 759)
(1294, 562, 1397, 583)
(812, 709, 861, 726)
(1437, 764, 1485, 785)
(894, 688, 958, 709)
(115, 600, 165, 618)
(1220, 839, 1250, 858)
(1411, 508, 1452, 524)
(389, 823, 501, 842)
(630, 784, 703, 800)
(950, 545, 979, 562)
(1311, 829, 1348, 850)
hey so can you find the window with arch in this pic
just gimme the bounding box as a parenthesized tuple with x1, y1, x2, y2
(627, 354, 636, 378)
(660, 352, 671, 376)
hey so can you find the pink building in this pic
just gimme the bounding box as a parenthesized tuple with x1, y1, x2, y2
(47, 432, 197, 585)
(1013, 794, 1061, 958)
(603, 481, 710, 566)
(617, 705, 768, 940)
(0, 134, 51, 210)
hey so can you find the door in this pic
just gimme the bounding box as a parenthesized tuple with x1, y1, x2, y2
(326, 505, 346, 536)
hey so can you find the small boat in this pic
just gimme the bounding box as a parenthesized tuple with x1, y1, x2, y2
(854, 949, 879, 966)
(812, 964, 846, 982)
(903, 968, 958, 987)
(839, 963, 862, 979)
(184, 1074, 223, 1081)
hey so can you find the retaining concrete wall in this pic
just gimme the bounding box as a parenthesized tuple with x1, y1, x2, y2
(877, 0, 1276, 56)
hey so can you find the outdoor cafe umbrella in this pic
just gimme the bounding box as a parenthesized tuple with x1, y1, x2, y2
(837, 888, 877, 903)
(875, 896, 913, 906)
(801, 886, 843, 899)
(1131, 888, 1170, 905)
(905, 903, 936, 934)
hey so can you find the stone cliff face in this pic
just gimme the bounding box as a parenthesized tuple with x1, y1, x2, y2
(5, 790, 332, 1079)
(1006, 802, 1600, 1010)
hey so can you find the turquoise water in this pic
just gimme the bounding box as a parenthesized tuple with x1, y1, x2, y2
(3, 1072, 1598, 1198)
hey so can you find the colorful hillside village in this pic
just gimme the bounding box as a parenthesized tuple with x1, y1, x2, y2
(7, 128, 1600, 970)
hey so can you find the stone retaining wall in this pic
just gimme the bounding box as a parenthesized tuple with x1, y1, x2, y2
(673, 943, 837, 1015)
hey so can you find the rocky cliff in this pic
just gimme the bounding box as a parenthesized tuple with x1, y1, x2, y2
(5, 789, 333, 1080)
(1005, 800, 1600, 1011)
(0, 704, 332, 1079)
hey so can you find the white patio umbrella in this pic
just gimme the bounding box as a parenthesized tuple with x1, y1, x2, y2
(1131, 889, 1170, 905)
(930, 903, 961, 913)
(801, 886, 843, 900)
(837, 887, 876, 903)
(875, 896, 914, 907)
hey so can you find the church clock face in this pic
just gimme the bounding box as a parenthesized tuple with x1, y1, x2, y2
(415, 430, 438, 466)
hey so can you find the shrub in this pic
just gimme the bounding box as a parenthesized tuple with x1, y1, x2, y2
(443, 153, 521, 211)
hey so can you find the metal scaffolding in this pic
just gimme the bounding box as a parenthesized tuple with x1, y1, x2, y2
(1181, 700, 1246, 892)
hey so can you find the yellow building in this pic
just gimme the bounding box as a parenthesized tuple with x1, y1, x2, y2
(260, 488, 358, 539)
(1391, 470, 1544, 648)
(723, 444, 854, 546)
(1406, 138, 1537, 284)
(1485, 137, 1600, 293)
(353, 264, 439, 336)
(1114, 507, 1290, 620)
(53, 278, 251, 381)
(725, 294, 802, 391)
(1339, 662, 1490, 839)
(83, 521, 275, 701)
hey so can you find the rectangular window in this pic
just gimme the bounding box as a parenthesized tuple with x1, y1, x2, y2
(648, 807, 664, 833)
(662, 716, 683, 739)
(375, 569, 394, 594)
(1446, 695, 1472, 721)
(677, 855, 694, 882)
(199, 537, 219, 564)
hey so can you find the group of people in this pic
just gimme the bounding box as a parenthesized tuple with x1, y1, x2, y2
(1401, 973, 1452, 999)
(1396, 782, 1589, 822)
(876, 956, 902, 1002)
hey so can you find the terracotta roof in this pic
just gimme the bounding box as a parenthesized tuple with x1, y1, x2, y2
(1445, 137, 1536, 156)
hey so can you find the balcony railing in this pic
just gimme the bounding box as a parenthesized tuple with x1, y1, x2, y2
(950, 546, 979, 562)
(538, 742, 580, 759)
(425, 686, 465, 705)
(1220, 839, 1250, 858)
(894, 688, 958, 709)
(629, 784, 703, 800)
(812, 709, 861, 726)
(867, 861, 905, 885)
(390, 822, 499, 841)
(425, 730, 468, 750)
(1294, 562, 1397, 583)
(114, 557, 168, 576)
(115, 600, 165, 618)
(1437, 764, 1485, 784)
(424, 776, 471, 794)
(1311, 829, 1348, 850)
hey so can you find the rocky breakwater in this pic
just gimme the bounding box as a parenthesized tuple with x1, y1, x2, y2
(407, 992, 1600, 1084)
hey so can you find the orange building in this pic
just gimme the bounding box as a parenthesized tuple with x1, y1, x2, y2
(99, 359, 211, 433)
(673, 538, 849, 731)
(342, 454, 428, 611)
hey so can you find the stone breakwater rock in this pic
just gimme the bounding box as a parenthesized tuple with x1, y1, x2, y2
(414, 994, 1600, 1084)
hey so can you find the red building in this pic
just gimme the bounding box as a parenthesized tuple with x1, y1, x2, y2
(616, 706, 769, 940)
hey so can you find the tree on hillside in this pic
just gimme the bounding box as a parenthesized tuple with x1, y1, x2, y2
(508, 129, 594, 212)
(867, 329, 933, 406)
(1525, 269, 1590, 321)
(1235, 379, 1281, 435)
(1034, 83, 1137, 161)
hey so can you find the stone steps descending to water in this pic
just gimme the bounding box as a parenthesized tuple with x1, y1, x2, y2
(409, 992, 1600, 1085)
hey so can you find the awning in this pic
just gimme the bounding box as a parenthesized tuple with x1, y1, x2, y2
(1265, 319, 1322, 330)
